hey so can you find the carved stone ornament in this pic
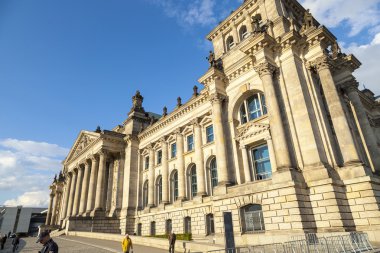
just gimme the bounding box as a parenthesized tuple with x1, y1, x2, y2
(253, 62, 277, 77)
(74, 134, 96, 157)
(131, 90, 145, 113)
(340, 78, 359, 94)
(209, 93, 226, 105)
(311, 55, 332, 72)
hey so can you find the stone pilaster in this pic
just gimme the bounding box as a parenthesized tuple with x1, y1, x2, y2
(312, 56, 361, 165)
(254, 62, 292, 170)
(106, 158, 114, 213)
(93, 150, 107, 215)
(210, 94, 230, 185)
(86, 156, 98, 215)
(79, 160, 90, 215)
(193, 120, 207, 196)
(50, 193, 58, 225)
(67, 171, 77, 217)
(240, 145, 251, 183)
(148, 146, 155, 207)
(72, 167, 83, 216)
(176, 130, 186, 200)
(161, 138, 169, 204)
(342, 79, 380, 172)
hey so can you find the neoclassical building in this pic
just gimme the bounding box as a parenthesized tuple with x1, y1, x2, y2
(46, 0, 380, 245)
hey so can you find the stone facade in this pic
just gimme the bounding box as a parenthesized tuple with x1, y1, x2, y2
(46, 0, 380, 245)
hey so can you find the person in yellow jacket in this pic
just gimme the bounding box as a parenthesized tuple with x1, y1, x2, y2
(122, 234, 133, 253)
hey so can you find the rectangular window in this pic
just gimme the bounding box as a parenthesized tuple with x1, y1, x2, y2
(171, 143, 177, 158)
(206, 125, 214, 143)
(187, 135, 194, 151)
(145, 156, 149, 170)
(251, 145, 272, 180)
(157, 150, 162, 165)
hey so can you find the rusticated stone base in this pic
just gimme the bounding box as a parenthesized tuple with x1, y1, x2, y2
(67, 216, 120, 234)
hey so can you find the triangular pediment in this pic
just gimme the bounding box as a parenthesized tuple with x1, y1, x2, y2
(64, 131, 100, 164)
(235, 122, 269, 142)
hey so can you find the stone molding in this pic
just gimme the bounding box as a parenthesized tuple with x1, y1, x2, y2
(209, 93, 226, 105)
(253, 62, 277, 77)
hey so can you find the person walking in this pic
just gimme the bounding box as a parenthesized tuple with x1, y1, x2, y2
(12, 234, 20, 253)
(168, 231, 176, 253)
(121, 234, 133, 253)
(36, 230, 58, 253)
(1, 233, 7, 250)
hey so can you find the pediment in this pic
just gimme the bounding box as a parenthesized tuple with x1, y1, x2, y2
(235, 122, 269, 142)
(65, 131, 100, 164)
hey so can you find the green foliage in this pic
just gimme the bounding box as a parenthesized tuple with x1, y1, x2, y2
(146, 233, 192, 241)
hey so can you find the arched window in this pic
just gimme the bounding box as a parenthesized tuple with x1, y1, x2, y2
(184, 216, 191, 234)
(239, 25, 248, 40)
(206, 214, 215, 235)
(240, 204, 265, 232)
(189, 165, 197, 198)
(143, 180, 148, 208)
(165, 219, 172, 234)
(210, 158, 218, 189)
(239, 93, 267, 124)
(156, 176, 162, 205)
(171, 170, 179, 203)
(226, 36, 234, 51)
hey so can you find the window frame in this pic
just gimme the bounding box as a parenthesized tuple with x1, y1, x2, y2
(142, 180, 149, 208)
(187, 134, 194, 152)
(239, 93, 267, 124)
(206, 125, 214, 143)
(210, 158, 218, 190)
(156, 176, 163, 205)
(249, 144, 272, 181)
(171, 170, 179, 203)
(157, 150, 162, 165)
(184, 216, 192, 234)
(190, 165, 197, 198)
(171, 143, 177, 158)
(150, 221, 156, 236)
(145, 156, 149, 170)
(240, 204, 265, 233)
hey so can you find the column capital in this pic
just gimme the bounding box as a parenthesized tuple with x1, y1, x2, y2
(209, 93, 226, 105)
(239, 144, 247, 150)
(159, 137, 167, 144)
(124, 134, 139, 144)
(98, 149, 108, 157)
(339, 78, 359, 94)
(310, 55, 333, 72)
(174, 128, 183, 137)
(254, 62, 277, 78)
(191, 118, 201, 127)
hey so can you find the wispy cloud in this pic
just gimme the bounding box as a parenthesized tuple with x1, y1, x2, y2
(300, 0, 380, 36)
(0, 139, 68, 207)
(4, 191, 50, 207)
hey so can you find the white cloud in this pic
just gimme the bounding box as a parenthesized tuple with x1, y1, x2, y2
(300, 0, 380, 36)
(4, 191, 50, 207)
(345, 33, 380, 95)
(0, 138, 68, 207)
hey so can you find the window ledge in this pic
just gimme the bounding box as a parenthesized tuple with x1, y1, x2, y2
(184, 150, 195, 156)
(202, 141, 215, 148)
(237, 115, 268, 129)
(241, 231, 265, 235)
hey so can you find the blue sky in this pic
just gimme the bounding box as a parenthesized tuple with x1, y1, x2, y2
(0, 0, 379, 207)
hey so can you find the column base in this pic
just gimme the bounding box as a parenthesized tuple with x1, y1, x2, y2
(177, 196, 187, 201)
(196, 192, 207, 197)
(90, 208, 104, 217)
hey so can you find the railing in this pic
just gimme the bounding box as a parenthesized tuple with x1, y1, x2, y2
(207, 232, 376, 253)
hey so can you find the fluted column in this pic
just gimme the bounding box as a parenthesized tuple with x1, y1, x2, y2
(79, 160, 90, 215)
(176, 131, 186, 200)
(86, 156, 98, 214)
(161, 138, 169, 204)
(61, 174, 72, 218)
(94, 150, 107, 212)
(194, 120, 206, 196)
(313, 56, 361, 165)
(50, 193, 58, 225)
(46, 192, 54, 225)
(210, 94, 230, 185)
(343, 80, 380, 170)
(254, 62, 292, 169)
(67, 171, 77, 217)
(240, 145, 251, 183)
(72, 167, 83, 216)
(148, 147, 155, 207)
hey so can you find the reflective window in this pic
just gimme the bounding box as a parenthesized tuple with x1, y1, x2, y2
(150, 221, 156, 236)
(171, 170, 178, 202)
(210, 158, 218, 189)
(226, 36, 234, 51)
(206, 214, 215, 235)
(143, 180, 148, 208)
(157, 150, 162, 165)
(156, 176, 162, 205)
(145, 156, 149, 170)
(251, 145, 272, 180)
(239, 25, 248, 40)
(184, 217, 191, 234)
(241, 204, 265, 232)
(171, 143, 177, 158)
(239, 93, 267, 124)
(190, 165, 197, 197)
(206, 125, 214, 143)
(166, 219, 172, 234)
(187, 135, 194, 152)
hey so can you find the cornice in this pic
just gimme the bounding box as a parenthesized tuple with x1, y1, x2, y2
(225, 55, 255, 82)
(198, 67, 227, 87)
(138, 93, 209, 141)
(207, 0, 258, 41)
(240, 32, 278, 57)
(304, 26, 336, 49)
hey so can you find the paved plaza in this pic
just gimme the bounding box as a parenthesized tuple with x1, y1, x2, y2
(0, 236, 173, 253)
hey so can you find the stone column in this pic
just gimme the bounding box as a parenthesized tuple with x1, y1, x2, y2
(67, 171, 77, 217)
(266, 136, 277, 174)
(94, 150, 107, 212)
(245, 14, 253, 34)
(106, 159, 114, 212)
(50, 193, 57, 225)
(232, 24, 239, 44)
(313, 56, 361, 165)
(254, 62, 292, 169)
(176, 131, 186, 200)
(343, 80, 380, 170)
(161, 138, 169, 204)
(210, 94, 230, 185)
(45, 192, 54, 225)
(86, 156, 98, 214)
(193, 121, 206, 196)
(61, 175, 72, 218)
(72, 167, 83, 216)
(148, 147, 155, 207)
(240, 145, 251, 183)
(79, 160, 90, 215)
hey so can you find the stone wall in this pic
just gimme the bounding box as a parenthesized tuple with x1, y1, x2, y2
(67, 216, 120, 234)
